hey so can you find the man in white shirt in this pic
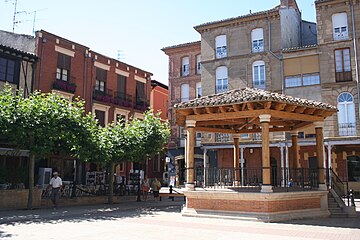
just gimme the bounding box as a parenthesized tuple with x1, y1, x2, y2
(46, 171, 63, 209)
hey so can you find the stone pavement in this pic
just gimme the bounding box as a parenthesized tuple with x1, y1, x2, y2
(0, 198, 359, 240)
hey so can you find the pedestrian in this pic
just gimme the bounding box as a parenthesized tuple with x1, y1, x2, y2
(151, 177, 161, 201)
(142, 176, 150, 201)
(46, 171, 63, 209)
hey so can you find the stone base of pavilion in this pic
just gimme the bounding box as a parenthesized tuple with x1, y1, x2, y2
(181, 188, 330, 222)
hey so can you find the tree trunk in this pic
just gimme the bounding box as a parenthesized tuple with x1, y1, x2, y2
(108, 161, 115, 204)
(27, 153, 35, 209)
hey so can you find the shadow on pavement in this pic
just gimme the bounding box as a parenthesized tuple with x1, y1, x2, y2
(0, 231, 12, 239)
(0, 200, 184, 227)
(279, 212, 360, 229)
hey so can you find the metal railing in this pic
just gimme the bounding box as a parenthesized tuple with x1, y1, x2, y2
(134, 97, 150, 111)
(193, 167, 322, 192)
(114, 92, 132, 107)
(215, 133, 230, 143)
(93, 88, 113, 104)
(53, 79, 77, 94)
(329, 167, 350, 206)
(338, 123, 357, 136)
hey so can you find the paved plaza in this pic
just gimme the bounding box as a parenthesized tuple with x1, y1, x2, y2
(0, 199, 359, 240)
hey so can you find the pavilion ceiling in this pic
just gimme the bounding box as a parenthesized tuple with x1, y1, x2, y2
(174, 88, 337, 134)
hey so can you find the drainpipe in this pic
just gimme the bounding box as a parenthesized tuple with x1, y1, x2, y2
(38, 36, 46, 90)
(83, 50, 88, 111)
(90, 56, 95, 112)
(350, 2, 360, 121)
(267, 15, 284, 93)
(30, 61, 36, 93)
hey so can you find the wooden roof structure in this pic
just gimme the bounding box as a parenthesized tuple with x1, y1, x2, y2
(174, 88, 337, 134)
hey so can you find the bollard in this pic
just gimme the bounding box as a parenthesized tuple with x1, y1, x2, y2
(169, 185, 174, 201)
(349, 189, 356, 207)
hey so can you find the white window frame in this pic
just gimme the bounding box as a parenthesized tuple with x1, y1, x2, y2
(285, 73, 320, 88)
(114, 108, 130, 124)
(181, 83, 190, 102)
(92, 103, 110, 126)
(337, 92, 356, 136)
(196, 82, 202, 98)
(252, 61, 266, 90)
(215, 35, 227, 59)
(216, 66, 228, 93)
(332, 13, 349, 41)
(251, 28, 264, 53)
(181, 56, 190, 77)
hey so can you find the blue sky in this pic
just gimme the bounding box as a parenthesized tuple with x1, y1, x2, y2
(0, 0, 317, 85)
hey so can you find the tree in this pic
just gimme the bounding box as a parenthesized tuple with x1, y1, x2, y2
(0, 85, 98, 209)
(95, 111, 170, 204)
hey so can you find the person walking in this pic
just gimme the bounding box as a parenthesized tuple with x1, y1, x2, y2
(46, 171, 63, 209)
(142, 176, 150, 201)
(151, 178, 161, 201)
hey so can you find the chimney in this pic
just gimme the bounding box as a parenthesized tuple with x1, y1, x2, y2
(280, 0, 296, 8)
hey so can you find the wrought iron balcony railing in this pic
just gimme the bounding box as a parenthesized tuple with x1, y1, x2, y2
(93, 88, 113, 104)
(53, 79, 76, 94)
(114, 92, 132, 108)
(338, 123, 357, 136)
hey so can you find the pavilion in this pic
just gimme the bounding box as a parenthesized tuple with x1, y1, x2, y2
(174, 88, 339, 221)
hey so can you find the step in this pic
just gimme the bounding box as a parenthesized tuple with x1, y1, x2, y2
(330, 213, 348, 218)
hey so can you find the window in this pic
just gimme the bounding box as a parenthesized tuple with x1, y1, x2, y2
(196, 132, 202, 139)
(95, 68, 107, 92)
(117, 75, 127, 95)
(215, 35, 227, 59)
(251, 28, 264, 53)
(337, 92, 356, 136)
(180, 127, 185, 139)
(216, 66, 228, 93)
(335, 48, 352, 82)
(285, 73, 320, 88)
(136, 81, 145, 105)
(56, 53, 71, 81)
(0, 57, 16, 83)
(196, 55, 201, 74)
(181, 56, 190, 76)
(181, 84, 189, 102)
(332, 13, 348, 40)
(196, 82, 202, 98)
(253, 61, 266, 90)
(95, 110, 106, 127)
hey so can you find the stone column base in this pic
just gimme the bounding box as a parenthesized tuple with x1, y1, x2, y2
(318, 184, 327, 190)
(184, 183, 195, 191)
(261, 185, 273, 193)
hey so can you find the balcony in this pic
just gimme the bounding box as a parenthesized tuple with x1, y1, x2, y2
(53, 79, 76, 94)
(114, 92, 132, 108)
(339, 123, 357, 136)
(134, 97, 149, 111)
(215, 133, 231, 143)
(93, 88, 113, 104)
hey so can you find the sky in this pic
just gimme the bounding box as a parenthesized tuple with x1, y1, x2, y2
(0, 0, 317, 85)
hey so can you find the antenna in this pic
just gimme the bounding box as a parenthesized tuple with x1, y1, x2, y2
(5, 0, 19, 32)
(117, 50, 125, 61)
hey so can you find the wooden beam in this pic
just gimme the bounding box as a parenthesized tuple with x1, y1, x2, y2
(284, 105, 297, 112)
(247, 102, 254, 110)
(194, 127, 236, 134)
(295, 106, 306, 114)
(268, 110, 324, 122)
(237, 117, 257, 131)
(263, 101, 272, 110)
(177, 109, 194, 116)
(205, 107, 215, 114)
(313, 109, 325, 116)
(187, 109, 269, 122)
(193, 108, 202, 115)
(196, 119, 246, 127)
(274, 102, 286, 111)
(219, 106, 227, 113)
(304, 108, 316, 115)
(290, 121, 314, 130)
(233, 104, 241, 112)
(241, 103, 247, 111)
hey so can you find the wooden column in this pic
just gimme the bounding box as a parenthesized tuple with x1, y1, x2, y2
(315, 122, 326, 187)
(185, 120, 196, 190)
(291, 131, 300, 168)
(233, 134, 240, 185)
(260, 114, 272, 192)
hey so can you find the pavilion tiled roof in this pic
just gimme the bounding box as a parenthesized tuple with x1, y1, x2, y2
(174, 88, 337, 111)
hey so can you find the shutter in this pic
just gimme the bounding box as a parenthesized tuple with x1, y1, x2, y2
(251, 28, 263, 41)
(215, 35, 226, 47)
(96, 68, 107, 81)
(57, 53, 71, 69)
(117, 75, 127, 94)
(332, 13, 348, 29)
(136, 81, 145, 99)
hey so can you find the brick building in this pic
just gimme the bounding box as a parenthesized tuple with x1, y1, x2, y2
(162, 41, 204, 185)
(163, 0, 360, 193)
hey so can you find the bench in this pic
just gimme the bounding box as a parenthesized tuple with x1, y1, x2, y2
(159, 193, 185, 201)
